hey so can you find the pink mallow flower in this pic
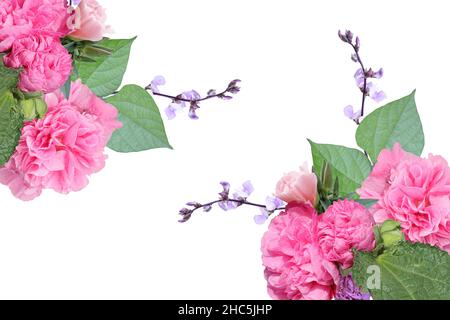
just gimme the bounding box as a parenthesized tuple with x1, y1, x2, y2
(318, 200, 376, 269)
(3, 32, 72, 93)
(0, 0, 71, 52)
(261, 202, 339, 300)
(275, 163, 318, 205)
(358, 143, 450, 253)
(0, 81, 121, 201)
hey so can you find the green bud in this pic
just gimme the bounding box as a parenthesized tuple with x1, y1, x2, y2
(21, 99, 37, 120)
(321, 161, 333, 192)
(380, 220, 404, 248)
(35, 98, 48, 118)
(20, 97, 48, 120)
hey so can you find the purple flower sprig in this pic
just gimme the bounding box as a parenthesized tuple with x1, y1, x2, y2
(338, 30, 385, 124)
(179, 181, 285, 223)
(147, 77, 241, 120)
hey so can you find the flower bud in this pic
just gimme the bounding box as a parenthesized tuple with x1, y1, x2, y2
(20, 97, 48, 120)
(380, 220, 404, 248)
(21, 99, 37, 120)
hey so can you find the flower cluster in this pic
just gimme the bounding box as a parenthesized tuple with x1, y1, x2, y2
(338, 30, 385, 123)
(148, 77, 241, 120)
(0, 81, 121, 200)
(1, 1, 240, 201)
(358, 143, 450, 253)
(0, 0, 108, 93)
(180, 30, 450, 300)
(262, 177, 375, 300)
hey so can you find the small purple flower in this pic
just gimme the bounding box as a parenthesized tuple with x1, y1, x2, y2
(265, 196, 284, 212)
(149, 75, 166, 94)
(233, 181, 254, 200)
(218, 181, 254, 212)
(344, 105, 362, 122)
(165, 102, 186, 120)
(188, 103, 200, 120)
(354, 68, 365, 88)
(335, 273, 371, 300)
(367, 83, 386, 102)
(182, 90, 201, 101)
(254, 208, 269, 225)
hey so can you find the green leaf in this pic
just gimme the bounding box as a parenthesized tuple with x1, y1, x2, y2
(0, 91, 23, 166)
(73, 38, 136, 97)
(0, 54, 20, 94)
(352, 242, 450, 300)
(106, 85, 171, 153)
(354, 199, 378, 208)
(356, 91, 424, 162)
(308, 140, 372, 196)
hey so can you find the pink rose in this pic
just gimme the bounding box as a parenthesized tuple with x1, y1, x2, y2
(0, 82, 121, 201)
(3, 32, 72, 93)
(318, 200, 376, 269)
(0, 0, 71, 52)
(69, 0, 109, 42)
(261, 202, 339, 300)
(275, 163, 317, 205)
(358, 143, 450, 253)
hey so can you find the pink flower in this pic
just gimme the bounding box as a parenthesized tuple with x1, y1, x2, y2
(261, 202, 339, 300)
(69, 0, 109, 42)
(275, 163, 317, 205)
(318, 200, 376, 269)
(68, 80, 122, 142)
(358, 144, 450, 253)
(0, 0, 71, 52)
(3, 32, 72, 93)
(0, 82, 121, 201)
(358, 143, 417, 201)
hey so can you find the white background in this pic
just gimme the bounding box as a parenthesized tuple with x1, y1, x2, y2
(1, 0, 450, 299)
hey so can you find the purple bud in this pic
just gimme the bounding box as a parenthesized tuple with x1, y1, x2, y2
(207, 89, 217, 96)
(355, 36, 360, 50)
(219, 181, 231, 200)
(351, 54, 358, 63)
(179, 208, 193, 223)
(186, 202, 202, 208)
(203, 205, 212, 212)
(345, 30, 354, 43)
(188, 101, 200, 120)
(338, 30, 347, 42)
(373, 68, 384, 79)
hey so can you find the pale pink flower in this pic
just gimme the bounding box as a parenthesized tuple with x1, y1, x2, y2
(261, 202, 339, 300)
(0, 82, 121, 201)
(275, 163, 317, 205)
(358, 143, 450, 253)
(69, 0, 109, 42)
(0, 0, 71, 52)
(3, 32, 72, 93)
(318, 200, 376, 269)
